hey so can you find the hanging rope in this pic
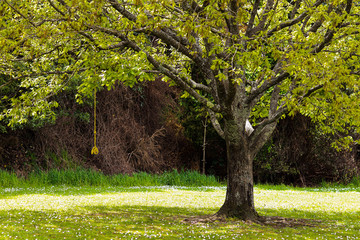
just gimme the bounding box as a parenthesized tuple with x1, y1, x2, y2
(91, 88, 99, 155)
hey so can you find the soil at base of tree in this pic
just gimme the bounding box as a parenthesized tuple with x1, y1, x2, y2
(183, 214, 322, 228)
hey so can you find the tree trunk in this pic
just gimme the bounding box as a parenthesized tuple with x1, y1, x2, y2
(216, 119, 259, 221)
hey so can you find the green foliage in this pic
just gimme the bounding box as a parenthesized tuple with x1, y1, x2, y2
(0, 0, 359, 140)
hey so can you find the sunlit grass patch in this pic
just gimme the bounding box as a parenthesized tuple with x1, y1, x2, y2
(0, 186, 359, 239)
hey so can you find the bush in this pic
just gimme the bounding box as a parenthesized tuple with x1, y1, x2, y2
(254, 114, 359, 186)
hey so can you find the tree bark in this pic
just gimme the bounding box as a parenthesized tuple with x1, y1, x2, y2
(216, 119, 259, 221)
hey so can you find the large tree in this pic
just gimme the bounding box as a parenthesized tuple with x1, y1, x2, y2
(1, 0, 359, 220)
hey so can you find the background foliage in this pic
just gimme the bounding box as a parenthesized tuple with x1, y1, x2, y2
(0, 0, 359, 186)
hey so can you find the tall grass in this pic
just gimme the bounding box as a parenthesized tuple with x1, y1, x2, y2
(320, 175, 360, 189)
(0, 171, 20, 187)
(0, 168, 222, 188)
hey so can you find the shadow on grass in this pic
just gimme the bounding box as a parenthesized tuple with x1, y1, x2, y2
(0, 206, 220, 239)
(255, 185, 360, 193)
(1, 204, 359, 239)
(259, 207, 360, 223)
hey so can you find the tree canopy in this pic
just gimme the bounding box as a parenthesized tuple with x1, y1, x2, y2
(0, 0, 359, 135)
(1, 0, 359, 220)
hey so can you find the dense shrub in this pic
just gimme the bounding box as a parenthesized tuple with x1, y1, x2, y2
(0, 81, 199, 175)
(254, 115, 359, 186)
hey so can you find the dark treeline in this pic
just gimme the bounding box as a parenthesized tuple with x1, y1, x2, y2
(0, 81, 359, 185)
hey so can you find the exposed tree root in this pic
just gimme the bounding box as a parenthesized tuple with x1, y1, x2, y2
(259, 216, 322, 228)
(183, 214, 322, 228)
(214, 206, 261, 223)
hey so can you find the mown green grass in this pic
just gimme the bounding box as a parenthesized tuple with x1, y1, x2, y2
(0, 185, 359, 239)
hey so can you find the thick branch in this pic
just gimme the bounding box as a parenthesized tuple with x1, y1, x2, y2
(83, 26, 211, 93)
(269, 85, 281, 117)
(87, 6, 217, 110)
(107, 0, 137, 21)
(150, 29, 202, 63)
(108, 0, 203, 64)
(55, 0, 71, 13)
(289, 0, 303, 19)
(247, 0, 274, 37)
(311, 30, 335, 54)
(301, 84, 324, 99)
(311, 1, 353, 53)
(251, 83, 324, 147)
(97, 42, 129, 51)
(249, 104, 286, 152)
(153, 60, 220, 112)
(86, 25, 127, 41)
(246, 0, 261, 33)
(161, 64, 212, 93)
(255, 105, 286, 133)
(47, 0, 65, 16)
(267, 12, 308, 37)
(250, 120, 278, 154)
(116, 37, 220, 112)
(266, 0, 325, 38)
(189, 1, 203, 13)
(224, 73, 238, 108)
(79, 30, 129, 51)
(306, 3, 335, 35)
(345, 0, 353, 14)
(246, 72, 290, 105)
(226, 0, 240, 35)
(208, 109, 225, 139)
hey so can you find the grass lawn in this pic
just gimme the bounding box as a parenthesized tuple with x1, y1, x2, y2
(0, 185, 359, 239)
